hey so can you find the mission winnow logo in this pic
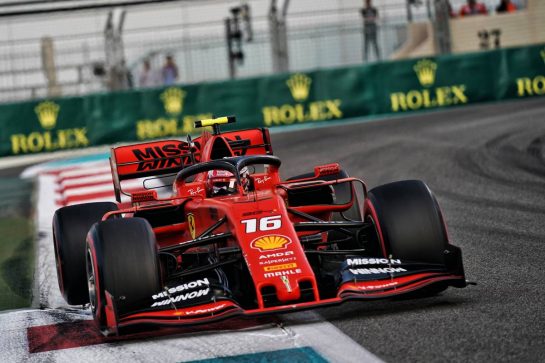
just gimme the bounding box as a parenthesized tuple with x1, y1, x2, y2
(131, 141, 193, 172)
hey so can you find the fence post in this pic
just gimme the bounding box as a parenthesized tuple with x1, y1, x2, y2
(406, 0, 413, 23)
(269, 0, 290, 73)
(41, 37, 61, 97)
(433, 0, 451, 54)
(104, 9, 128, 91)
(225, 18, 236, 79)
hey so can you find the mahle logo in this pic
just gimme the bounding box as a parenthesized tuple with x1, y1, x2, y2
(389, 58, 468, 112)
(413, 59, 437, 87)
(262, 73, 343, 126)
(516, 47, 545, 97)
(35, 101, 59, 129)
(160, 87, 186, 115)
(10, 100, 89, 155)
(286, 73, 312, 101)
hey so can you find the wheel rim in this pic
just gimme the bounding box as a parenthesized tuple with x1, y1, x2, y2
(86, 248, 97, 314)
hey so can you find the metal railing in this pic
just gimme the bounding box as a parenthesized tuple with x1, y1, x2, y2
(0, 0, 432, 104)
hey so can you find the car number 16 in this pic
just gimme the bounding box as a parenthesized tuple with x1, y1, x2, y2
(241, 215, 282, 233)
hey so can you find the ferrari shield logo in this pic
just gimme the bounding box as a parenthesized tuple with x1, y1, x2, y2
(187, 213, 196, 239)
(280, 276, 292, 292)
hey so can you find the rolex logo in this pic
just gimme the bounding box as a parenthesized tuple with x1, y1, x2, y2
(540, 48, 545, 65)
(160, 87, 186, 115)
(286, 73, 312, 102)
(413, 59, 437, 87)
(35, 101, 60, 129)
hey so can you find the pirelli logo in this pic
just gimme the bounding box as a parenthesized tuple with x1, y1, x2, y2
(264, 263, 297, 272)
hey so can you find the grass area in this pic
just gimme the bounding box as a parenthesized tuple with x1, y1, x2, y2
(0, 179, 34, 310)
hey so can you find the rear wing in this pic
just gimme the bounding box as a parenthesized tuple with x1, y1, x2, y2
(220, 128, 273, 157)
(110, 140, 195, 202)
(110, 116, 274, 202)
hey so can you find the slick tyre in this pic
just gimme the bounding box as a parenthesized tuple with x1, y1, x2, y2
(52, 202, 118, 305)
(366, 180, 448, 265)
(86, 218, 161, 331)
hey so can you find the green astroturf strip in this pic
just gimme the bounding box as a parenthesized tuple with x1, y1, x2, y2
(185, 347, 328, 363)
(0, 178, 34, 310)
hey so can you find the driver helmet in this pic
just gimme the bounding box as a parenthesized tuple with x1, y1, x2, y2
(207, 167, 250, 196)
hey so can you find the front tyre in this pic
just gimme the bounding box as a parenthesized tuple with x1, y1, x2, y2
(366, 180, 449, 265)
(86, 218, 161, 333)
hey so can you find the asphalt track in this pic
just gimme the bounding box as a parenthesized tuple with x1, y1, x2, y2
(272, 98, 545, 362)
(1, 97, 545, 361)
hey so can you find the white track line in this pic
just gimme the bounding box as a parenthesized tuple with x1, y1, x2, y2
(36, 174, 70, 309)
(62, 184, 118, 197)
(58, 165, 111, 180)
(60, 174, 113, 188)
(0, 309, 380, 363)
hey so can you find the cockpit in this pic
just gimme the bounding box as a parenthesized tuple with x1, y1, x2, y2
(174, 155, 282, 199)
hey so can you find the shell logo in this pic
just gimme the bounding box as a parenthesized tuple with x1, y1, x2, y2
(251, 235, 292, 252)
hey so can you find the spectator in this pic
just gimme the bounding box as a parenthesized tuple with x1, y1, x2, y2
(162, 55, 179, 86)
(110, 59, 132, 90)
(459, 0, 488, 16)
(496, 0, 517, 13)
(511, 0, 525, 9)
(437, 0, 456, 18)
(447, 1, 457, 17)
(123, 60, 134, 89)
(360, 0, 381, 62)
(139, 59, 156, 88)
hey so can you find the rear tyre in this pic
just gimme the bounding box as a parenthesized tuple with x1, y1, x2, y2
(52, 202, 118, 305)
(86, 218, 161, 331)
(366, 180, 448, 265)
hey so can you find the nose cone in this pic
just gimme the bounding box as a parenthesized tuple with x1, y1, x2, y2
(230, 194, 318, 308)
(275, 275, 302, 302)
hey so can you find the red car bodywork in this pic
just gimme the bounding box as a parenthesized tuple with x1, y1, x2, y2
(88, 125, 467, 334)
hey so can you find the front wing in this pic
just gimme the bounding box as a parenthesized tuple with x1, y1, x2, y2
(102, 258, 466, 335)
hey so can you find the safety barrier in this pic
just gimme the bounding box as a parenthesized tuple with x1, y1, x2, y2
(1, 43, 544, 157)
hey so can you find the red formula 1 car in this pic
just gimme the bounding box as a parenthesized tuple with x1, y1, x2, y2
(52, 116, 467, 335)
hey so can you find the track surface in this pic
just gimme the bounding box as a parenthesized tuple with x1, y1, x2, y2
(2, 98, 545, 362)
(272, 98, 545, 362)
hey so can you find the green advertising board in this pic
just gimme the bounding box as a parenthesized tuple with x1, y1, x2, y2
(1, 43, 544, 157)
